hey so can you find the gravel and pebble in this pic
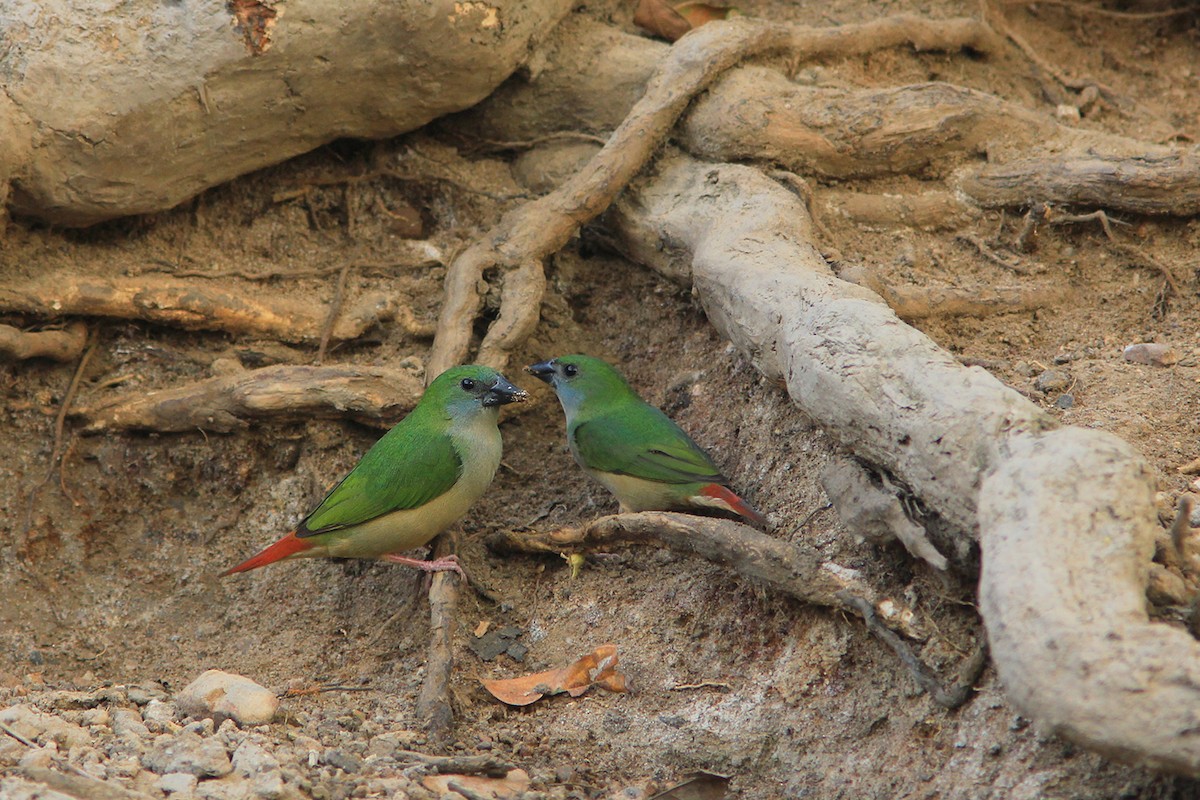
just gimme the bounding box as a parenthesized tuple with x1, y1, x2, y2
(0, 672, 587, 800)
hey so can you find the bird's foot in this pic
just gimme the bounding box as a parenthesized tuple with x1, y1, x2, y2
(382, 553, 467, 582)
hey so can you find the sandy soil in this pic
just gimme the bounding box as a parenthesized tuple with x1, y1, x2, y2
(3, 2, 1200, 798)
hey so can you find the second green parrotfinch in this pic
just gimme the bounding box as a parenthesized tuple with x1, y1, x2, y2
(222, 365, 527, 576)
(527, 355, 766, 526)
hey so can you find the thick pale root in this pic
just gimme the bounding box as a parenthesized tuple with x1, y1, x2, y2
(221, 531, 313, 576)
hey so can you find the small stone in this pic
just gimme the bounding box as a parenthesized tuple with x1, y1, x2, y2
(144, 731, 233, 778)
(176, 670, 278, 727)
(1148, 563, 1191, 605)
(1055, 104, 1081, 122)
(1123, 342, 1179, 367)
(1054, 393, 1075, 410)
(128, 683, 169, 706)
(1013, 360, 1034, 377)
(159, 772, 198, 795)
(111, 708, 151, 738)
(1034, 369, 1070, 393)
(143, 700, 178, 731)
(0, 705, 89, 749)
(323, 748, 361, 774)
(17, 743, 57, 771)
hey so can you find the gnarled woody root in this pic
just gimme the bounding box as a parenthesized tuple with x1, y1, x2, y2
(1, 0, 574, 226)
(74, 364, 424, 434)
(605, 152, 1198, 773)
(0, 321, 87, 362)
(488, 512, 984, 708)
(0, 274, 414, 344)
(426, 13, 1000, 379)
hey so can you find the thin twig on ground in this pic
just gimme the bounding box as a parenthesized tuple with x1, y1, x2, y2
(394, 750, 515, 778)
(838, 592, 986, 709)
(316, 265, 353, 364)
(21, 330, 97, 544)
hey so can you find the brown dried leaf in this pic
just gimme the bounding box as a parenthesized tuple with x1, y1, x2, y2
(423, 769, 530, 799)
(633, 0, 693, 41)
(650, 771, 731, 800)
(482, 644, 627, 706)
(673, 2, 739, 28)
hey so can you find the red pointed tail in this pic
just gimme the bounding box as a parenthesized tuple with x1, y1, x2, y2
(698, 484, 768, 527)
(220, 531, 312, 576)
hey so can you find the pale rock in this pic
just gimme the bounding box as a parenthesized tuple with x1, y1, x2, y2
(159, 771, 199, 795)
(1123, 342, 1179, 367)
(177, 670, 278, 727)
(143, 699, 179, 731)
(111, 707, 151, 737)
(195, 775, 254, 800)
(0, 705, 89, 749)
(0, 776, 76, 800)
(144, 731, 232, 778)
(17, 743, 57, 770)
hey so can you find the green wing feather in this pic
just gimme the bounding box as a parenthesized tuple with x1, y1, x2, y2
(299, 424, 463, 536)
(571, 405, 724, 485)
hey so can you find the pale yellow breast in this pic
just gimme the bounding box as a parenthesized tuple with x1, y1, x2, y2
(319, 414, 503, 559)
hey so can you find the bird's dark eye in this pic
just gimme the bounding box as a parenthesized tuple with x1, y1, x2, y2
(563, 364, 578, 377)
(460, 378, 476, 391)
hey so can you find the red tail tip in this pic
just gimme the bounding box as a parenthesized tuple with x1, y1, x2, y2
(220, 531, 311, 576)
(698, 484, 768, 527)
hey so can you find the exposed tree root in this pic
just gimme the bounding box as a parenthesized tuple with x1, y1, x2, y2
(427, 14, 1000, 378)
(835, 264, 1061, 320)
(0, 274, 419, 344)
(488, 512, 877, 608)
(816, 189, 981, 231)
(417, 532, 462, 746)
(0, 321, 88, 362)
(74, 364, 424, 434)
(489, 512, 977, 708)
(604, 152, 1200, 774)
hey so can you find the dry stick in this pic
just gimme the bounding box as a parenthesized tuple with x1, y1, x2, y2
(316, 265, 352, 365)
(74, 364, 424, 434)
(427, 14, 1001, 378)
(395, 750, 516, 779)
(21, 766, 154, 800)
(836, 264, 1060, 320)
(838, 592, 987, 709)
(21, 330, 97, 542)
(488, 513, 980, 708)
(0, 321, 88, 362)
(0, 274, 402, 344)
(417, 531, 461, 744)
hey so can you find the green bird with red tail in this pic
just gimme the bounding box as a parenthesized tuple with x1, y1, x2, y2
(221, 365, 527, 577)
(527, 355, 766, 526)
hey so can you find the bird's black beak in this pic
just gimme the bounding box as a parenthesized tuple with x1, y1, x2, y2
(483, 374, 528, 407)
(525, 360, 556, 384)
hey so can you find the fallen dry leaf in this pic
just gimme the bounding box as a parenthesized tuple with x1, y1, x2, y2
(650, 771, 731, 800)
(482, 644, 627, 706)
(673, 1, 738, 28)
(423, 768, 530, 799)
(633, 0, 692, 41)
(633, 0, 738, 41)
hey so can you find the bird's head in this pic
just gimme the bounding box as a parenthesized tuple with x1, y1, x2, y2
(426, 365, 527, 418)
(525, 355, 633, 415)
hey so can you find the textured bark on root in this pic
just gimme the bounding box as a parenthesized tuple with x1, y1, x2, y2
(605, 153, 1199, 774)
(0, 274, 416, 345)
(74, 364, 424, 434)
(0, 0, 574, 226)
(0, 321, 88, 362)
(426, 13, 999, 379)
(489, 512, 981, 708)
